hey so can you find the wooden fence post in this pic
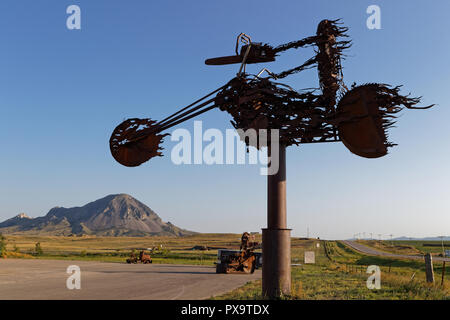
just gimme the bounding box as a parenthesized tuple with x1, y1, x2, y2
(424, 253, 435, 283)
(441, 261, 446, 287)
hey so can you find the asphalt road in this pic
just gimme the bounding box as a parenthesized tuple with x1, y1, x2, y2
(342, 240, 450, 262)
(0, 259, 260, 300)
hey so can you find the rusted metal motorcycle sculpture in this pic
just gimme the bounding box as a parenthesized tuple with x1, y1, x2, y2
(109, 19, 432, 167)
(110, 19, 433, 298)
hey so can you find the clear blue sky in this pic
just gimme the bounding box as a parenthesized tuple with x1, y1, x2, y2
(1, 0, 449, 239)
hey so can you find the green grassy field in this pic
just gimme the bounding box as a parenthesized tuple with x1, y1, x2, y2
(0, 233, 254, 265)
(1, 234, 448, 299)
(215, 240, 449, 300)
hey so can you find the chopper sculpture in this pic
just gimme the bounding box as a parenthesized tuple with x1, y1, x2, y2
(110, 19, 431, 167)
(109, 19, 432, 297)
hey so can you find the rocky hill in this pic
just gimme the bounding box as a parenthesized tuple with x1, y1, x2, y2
(0, 194, 195, 237)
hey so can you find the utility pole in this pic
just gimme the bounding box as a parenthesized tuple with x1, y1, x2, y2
(370, 232, 373, 240)
(389, 234, 393, 245)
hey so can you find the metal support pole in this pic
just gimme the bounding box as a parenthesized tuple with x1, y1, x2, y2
(262, 144, 291, 298)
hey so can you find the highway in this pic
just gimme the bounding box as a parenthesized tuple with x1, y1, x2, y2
(342, 240, 450, 262)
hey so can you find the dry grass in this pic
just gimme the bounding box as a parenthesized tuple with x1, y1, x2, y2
(215, 240, 449, 300)
(4, 251, 34, 259)
(1, 233, 257, 265)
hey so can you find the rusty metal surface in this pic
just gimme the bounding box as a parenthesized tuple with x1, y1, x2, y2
(205, 33, 276, 66)
(316, 19, 350, 109)
(264, 145, 291, 298)
(109, 118, 168, 167)
(217, 232, 259, 274)
(262, 228, 291, 297)
(139, 250, 152, 264)
(215, 76, 338, 147)
(126, 250, 152, 264)
(110, 19, 431, 167)
(240, 232, 259, 251)
(337, 83, 432, 158)
(205, 44, 276, 65)
(267, 145, 286, 229)
(126, 252, 137, 264)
